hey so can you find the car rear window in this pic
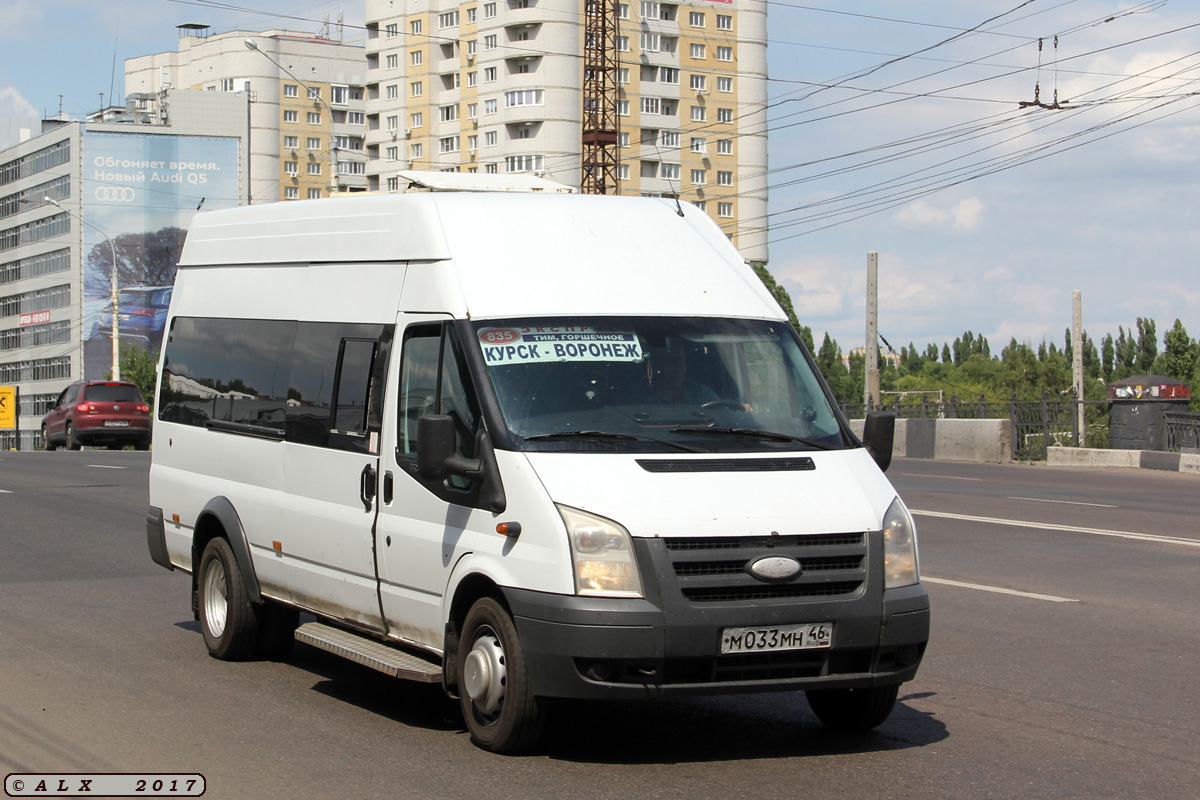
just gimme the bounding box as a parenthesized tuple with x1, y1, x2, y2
(84, 385, 143, 403)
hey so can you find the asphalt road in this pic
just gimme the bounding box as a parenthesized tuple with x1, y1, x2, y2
(1, 452, 1197, 799)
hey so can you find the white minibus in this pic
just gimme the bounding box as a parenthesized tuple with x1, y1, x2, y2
(147, 185, 928, 753)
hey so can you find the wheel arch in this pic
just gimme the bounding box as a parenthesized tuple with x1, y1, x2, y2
(190, 497, 262, 618)
(442, 567, 509, 696)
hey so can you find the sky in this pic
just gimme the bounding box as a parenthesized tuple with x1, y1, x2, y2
(2, 0, 1199, 355)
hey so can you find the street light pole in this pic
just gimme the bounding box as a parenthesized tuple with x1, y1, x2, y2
(46, 197, 120, 381)
(245, 38, 339, 195)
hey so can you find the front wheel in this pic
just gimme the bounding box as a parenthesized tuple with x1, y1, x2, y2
(457, 597, 544, 754)
(198, 537, 259, 660)
(65, 422, 81, 450)
(41, 426, 57, 452)
(805, 684, 899, 731)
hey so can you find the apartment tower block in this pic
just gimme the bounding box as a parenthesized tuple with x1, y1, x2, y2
(364, 0, 768, 262)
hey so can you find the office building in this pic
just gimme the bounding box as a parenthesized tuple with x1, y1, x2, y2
(0, 92, 246, 449)
(126, 25, 369, 203)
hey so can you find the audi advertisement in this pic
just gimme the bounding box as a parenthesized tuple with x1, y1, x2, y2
(81, 131, 239, 380)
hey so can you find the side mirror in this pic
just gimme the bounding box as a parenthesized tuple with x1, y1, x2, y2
(415, 414, 507, 513)
(862, 411, 895, 472)
(416, 414, 456, 480)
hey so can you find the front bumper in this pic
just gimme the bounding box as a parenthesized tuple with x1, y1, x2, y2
(504, 533, 930, 700)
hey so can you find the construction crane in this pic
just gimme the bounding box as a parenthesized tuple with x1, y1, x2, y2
(581, 0, 621, 195)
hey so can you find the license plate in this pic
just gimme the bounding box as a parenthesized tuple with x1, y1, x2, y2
(720, 622, 833, 654)
(104, 420, 130, 427)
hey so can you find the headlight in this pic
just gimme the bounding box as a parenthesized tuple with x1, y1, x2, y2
(882, 496, 920, 589)
(557, 505, 643, 598)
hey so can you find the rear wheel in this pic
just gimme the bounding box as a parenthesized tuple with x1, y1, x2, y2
(198, 537, 259, 660)
(65, 422, 81, 450)
(457, 597, 544, 754)
(805, 684, 899, 731)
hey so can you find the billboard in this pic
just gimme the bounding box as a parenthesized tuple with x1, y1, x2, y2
(81, 131, 239, 380)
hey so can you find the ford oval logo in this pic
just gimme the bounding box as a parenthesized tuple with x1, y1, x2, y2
(747, 555, 802, 582)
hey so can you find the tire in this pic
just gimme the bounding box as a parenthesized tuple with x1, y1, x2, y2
(255, 601, 299, 660)
(135, 439, 151, 452)
(65, 422, 81, 451)
(42, 426, 57, 452)
(457, 597, 545, 754)
(805, 684, 900, 731)
(198, 537, 260, 660)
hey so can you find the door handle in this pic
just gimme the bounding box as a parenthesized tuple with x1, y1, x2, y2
(383, 470, 394, 505)
(360, 464, 377, 511)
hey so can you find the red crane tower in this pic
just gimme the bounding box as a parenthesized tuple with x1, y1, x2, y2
(581, 0, 622, 194)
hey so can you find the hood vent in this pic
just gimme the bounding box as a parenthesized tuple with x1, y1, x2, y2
(636, 457, 815, 473)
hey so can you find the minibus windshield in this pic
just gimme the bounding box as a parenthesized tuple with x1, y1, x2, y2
(472, 317, 848, 453)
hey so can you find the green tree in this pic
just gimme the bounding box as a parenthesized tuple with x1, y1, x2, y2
(846, 350, 865, 404)
(113, 343, 159, 407)
(1136, 317, 1158, 373)
(1154, 319, 1198, 381)
(751, 264, 813, 351)
(1115, 326, 1137, 378)
(1101, 333, 1114, 383)
(816, 333, 846, 398)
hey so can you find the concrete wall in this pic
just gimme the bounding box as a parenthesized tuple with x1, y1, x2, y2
(1047, 447, 1200, 474)
(849, 418, 1012, 464)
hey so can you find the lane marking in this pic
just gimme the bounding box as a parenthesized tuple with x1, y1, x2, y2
(903, 473, 982, 481)
(86, 464, 126, 470)
(923, 576, 1078, 603)
(0, 488, 11, 494)
(911, 509, 1200, 548)
(1007, 496, 1119, 509)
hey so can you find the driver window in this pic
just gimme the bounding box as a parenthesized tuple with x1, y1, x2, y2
(397, 324, 481, 473)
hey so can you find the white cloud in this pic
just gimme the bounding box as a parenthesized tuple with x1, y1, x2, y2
(893, 197, 984, 231)
(894, 200, 946, 228)
(0, 86, 37, 118)
(951, 197, 984, 230)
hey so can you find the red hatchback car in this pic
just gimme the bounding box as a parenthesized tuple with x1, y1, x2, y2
(41, 381, 152, 451)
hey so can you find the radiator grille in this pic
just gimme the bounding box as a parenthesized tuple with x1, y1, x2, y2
(663, 533, 868, 603)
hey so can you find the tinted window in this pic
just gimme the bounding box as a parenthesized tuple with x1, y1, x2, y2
(475, 316, 844, 453)
(160, 316, 392, 451)
(398, 324, 479, 459)
(84, 384, 143, 403)
(398, 324, 482, 491)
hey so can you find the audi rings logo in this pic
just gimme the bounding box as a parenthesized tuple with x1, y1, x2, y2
(94, 186, 137, 202)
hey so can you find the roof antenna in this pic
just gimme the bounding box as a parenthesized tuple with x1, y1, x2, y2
(649, 136, 686, 217)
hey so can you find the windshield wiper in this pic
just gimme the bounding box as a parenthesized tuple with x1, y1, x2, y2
(670, 427, 841, 450)
(524, 430, 700, 452)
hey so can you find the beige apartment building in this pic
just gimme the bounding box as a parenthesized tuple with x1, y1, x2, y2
(126, 25, 369, 203)
(363, 0, 768, 262)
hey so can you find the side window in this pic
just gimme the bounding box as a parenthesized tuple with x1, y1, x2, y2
(331, 338, 376, 434)
(161, 316, 391, 449)
(399, 327, 441, 456)
(398, 324, 482, 478)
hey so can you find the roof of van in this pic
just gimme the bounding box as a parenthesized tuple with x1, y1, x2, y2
(177, 192, 783, 321)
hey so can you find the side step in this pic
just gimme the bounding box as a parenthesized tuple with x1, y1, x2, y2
(294, 622, 442, 683)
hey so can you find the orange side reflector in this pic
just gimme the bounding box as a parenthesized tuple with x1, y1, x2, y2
(495, 522, 522, 537)
(272, 540, 283, 552)
(171, 513, 180, 526)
